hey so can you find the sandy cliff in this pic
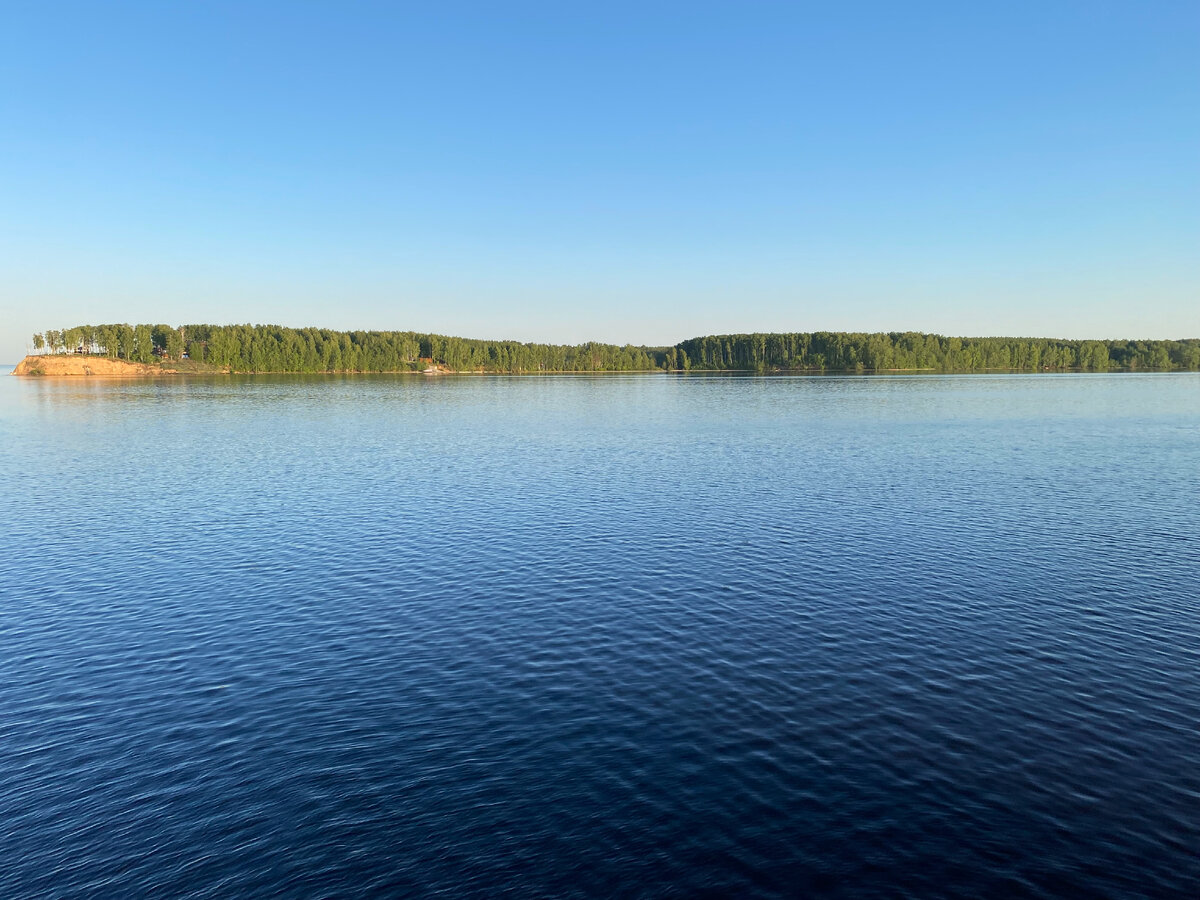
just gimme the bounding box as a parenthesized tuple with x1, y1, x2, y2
(11, 355, 173, 376)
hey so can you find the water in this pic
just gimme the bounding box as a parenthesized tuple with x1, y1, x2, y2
(1, 371, 1197, 898)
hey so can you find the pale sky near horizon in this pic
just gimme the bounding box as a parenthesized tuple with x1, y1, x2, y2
(2, 1, 1197, 362)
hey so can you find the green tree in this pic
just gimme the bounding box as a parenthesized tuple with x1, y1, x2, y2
(133, 325, 155, 363)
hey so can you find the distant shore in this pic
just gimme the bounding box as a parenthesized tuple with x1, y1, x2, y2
(25, 324, 1200, 374)
(14, 353, 1200, 378)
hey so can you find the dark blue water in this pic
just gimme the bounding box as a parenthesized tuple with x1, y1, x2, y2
(2, 371, 1198, 898)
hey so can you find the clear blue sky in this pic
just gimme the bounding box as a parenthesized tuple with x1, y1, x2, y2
(2, 1, 1197, 360)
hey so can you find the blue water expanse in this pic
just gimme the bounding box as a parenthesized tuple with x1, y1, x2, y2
(1, 370, 1197, 898)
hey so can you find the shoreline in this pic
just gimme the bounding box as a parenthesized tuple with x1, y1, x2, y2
(10, 354, 1189, 378)
(11, 355, 177, 377)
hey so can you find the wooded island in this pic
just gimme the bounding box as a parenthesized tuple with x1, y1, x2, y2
(22, 323, 1200, 374)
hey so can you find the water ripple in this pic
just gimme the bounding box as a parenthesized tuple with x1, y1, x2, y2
(1, 374, 1198, 897)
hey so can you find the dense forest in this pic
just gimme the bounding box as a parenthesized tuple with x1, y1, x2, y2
(29, 323, 1200, 373)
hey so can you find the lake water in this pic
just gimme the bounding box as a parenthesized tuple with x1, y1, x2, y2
(1, 371, 1198, 898)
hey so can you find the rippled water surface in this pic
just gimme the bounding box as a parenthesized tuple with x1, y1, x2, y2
(2, 371, 1198, 898)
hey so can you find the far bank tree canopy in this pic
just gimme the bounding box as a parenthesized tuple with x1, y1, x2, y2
(30, 323, 1200, 373)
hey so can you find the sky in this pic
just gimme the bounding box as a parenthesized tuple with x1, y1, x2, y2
(2, 0, 1197, 361)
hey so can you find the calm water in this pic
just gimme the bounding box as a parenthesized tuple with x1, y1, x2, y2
(1, 371, 1198, 898)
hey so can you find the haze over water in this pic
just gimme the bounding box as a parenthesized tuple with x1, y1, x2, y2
(2, 372, 1198, 897)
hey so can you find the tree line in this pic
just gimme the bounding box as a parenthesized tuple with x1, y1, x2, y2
(30, 323, 1200, 373)
(30, 323, 664, 373)
(675, 332, 1200, 372)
